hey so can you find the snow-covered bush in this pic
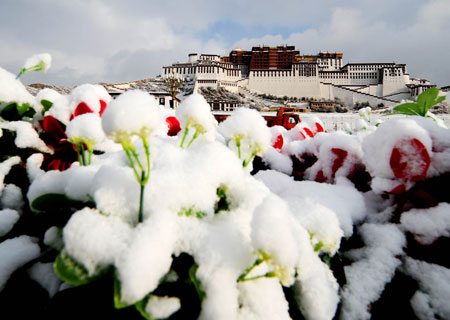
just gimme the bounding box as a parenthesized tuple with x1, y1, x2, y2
(1, 57, 449, 320)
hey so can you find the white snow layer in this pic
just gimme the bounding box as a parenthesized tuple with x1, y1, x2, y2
(0, 121, 52, 153)
(340, 223, 406, 320)
(0, 209, 20, 237)
(400, 202, 450, 245)
(101, 90, 162, 139)
(403, 258, 450, 320)
(0, 67, 36, 106)
(145, 295, 181, 319)
(0, 235, 41, 290)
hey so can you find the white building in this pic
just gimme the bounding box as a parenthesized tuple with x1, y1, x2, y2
(162, 49, 434, 108)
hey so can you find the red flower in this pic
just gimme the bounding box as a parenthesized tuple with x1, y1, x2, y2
(390, 138, 430, 182)
(166, 116, 181, 136)
(40, 115, 77, 171)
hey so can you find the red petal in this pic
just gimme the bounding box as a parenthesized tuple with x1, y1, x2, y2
(389, 184, 406, 194)
(272, 133, 284, 150)
(99, 100, 107, 116)
(42, 115, 67, 141)
(73, 102, 94, 118)
(316, 122, 325, 133)
(303, 127, 314, 138)
(166, 116, 181, 136)
(315, 170, 328, 183)
(331, 148, 348, 178)
(390, 138, 430, 182)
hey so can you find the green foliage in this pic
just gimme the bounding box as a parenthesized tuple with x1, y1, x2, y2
(0, 101, 35, 120)
(54, 251, 96, 286)
(188, 264, 205, 300)
(134, 297, 155, 320)
(40, 99, 53, 114)
(178, 206, 207, 219)
(214, 185, 230, 213)
(31, 193, 94, 212)
(392, 87, 446, 117)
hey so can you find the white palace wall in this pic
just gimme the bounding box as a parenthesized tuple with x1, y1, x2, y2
(248, 71, 322, 98)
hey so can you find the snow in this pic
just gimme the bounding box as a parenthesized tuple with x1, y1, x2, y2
(362, 118, 432, 180)
(255, 170, 366, 238)
(403, 258, 450, 320)
(145, 295, 181, 319)
(63, 208, 133, 276)
(0, 157, 22, 195)
(0, 235, 41, 290)
(218, 107, 271, 160)
(176, 93, 217, 144)
(0, 67, 36, 106)
(23, 53, 52, 72)
(0, 184, 24, 213)
(0, 121, 53, 154)
(2, 71, 450, 320)
(340, 223, 406, 320)
(66, 113, 106, 147)
(0, 209, 20, 237)
(69, 84, 111, 114)
(101, 90, 163, 141)
(28, 262, 61, 298)
(400, 202, 450, 245)
(40, 89, 71, 124)
(237, 278, 291, 320)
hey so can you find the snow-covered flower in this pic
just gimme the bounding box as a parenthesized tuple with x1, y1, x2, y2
(218, 107, 271, 167)
(66, 113, 106, 165)
(70, 84, 111, 117)
(101, 90, 162, 145)
(17, 53, 52, 78)
(176, 94, 216, 147)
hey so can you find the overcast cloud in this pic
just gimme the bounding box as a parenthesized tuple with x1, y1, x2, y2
(0, 0, 448, 87)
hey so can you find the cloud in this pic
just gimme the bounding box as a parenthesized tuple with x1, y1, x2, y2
(231, 1, 450, 86)
(0, 0, 448, 87)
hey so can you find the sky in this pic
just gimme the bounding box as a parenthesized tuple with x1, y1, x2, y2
(1, 0, 449, 87)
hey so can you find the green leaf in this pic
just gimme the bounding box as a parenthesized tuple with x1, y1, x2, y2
(16, 102, 31, 116)
(189, 264, 205, 301)
(434, 95, 446, 106)
(40, 99, 53, 113)
(214, 185, 230, 213)
(135, 297, 156, 320)
(31, 193, 94, 212)
(178, 206, 207, 219)
(392, 103, 421, 116)
(417, 87, 439, 115)
(54, 251, 95, 286)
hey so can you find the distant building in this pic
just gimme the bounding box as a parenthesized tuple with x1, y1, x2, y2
(162, 45, 434, 107)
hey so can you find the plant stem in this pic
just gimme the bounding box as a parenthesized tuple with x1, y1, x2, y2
(180, 126, 189, 148)
(238, 272, 275, 282)
(80, 143, 87, 166)
(124, 148, 141, 182)
(236, 138, 241, 159)
(187, 130, 200, 148)
(238, 258, 263, 282)
(243, 150, 257, 168)
(138, 171, 145, 223)
(143, 142, 151, 184)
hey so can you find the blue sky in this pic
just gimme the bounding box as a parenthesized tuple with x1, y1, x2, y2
(0, 0, 448, 87)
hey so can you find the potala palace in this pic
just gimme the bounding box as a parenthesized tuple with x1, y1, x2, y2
(162, 45, 433, 108)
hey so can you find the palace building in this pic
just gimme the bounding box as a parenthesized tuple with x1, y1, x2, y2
(162, 45, 433, 107)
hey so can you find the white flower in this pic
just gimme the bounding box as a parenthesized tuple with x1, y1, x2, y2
(176, 94, 216, 136)
(66, 113, 106, 149)
(101, 90, 163, 145)
(218, 107, 271, 155)
(23, 53, 52, 73)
